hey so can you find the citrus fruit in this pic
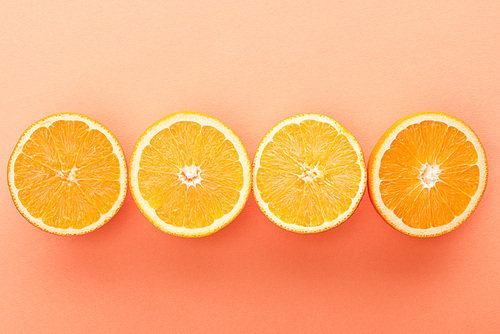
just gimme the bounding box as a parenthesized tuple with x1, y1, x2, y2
(129, 112, 251, 237)
(8, 113, 128, 235)
(369, 112, 488, 237)
(253, 114, 367, 233)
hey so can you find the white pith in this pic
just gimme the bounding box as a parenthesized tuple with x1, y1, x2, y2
(129, 112, 251, 237)
(418, 163, 441, 188)
(7, 113, 128, 235)
(370, 113, 488, 237)
(298, 163, 322, 182)
(57, 166, 78, 183)
(253, 114, 367, 233)
(178, 165, 202, 187)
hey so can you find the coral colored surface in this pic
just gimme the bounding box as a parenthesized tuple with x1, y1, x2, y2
(1, 1, 499, 333)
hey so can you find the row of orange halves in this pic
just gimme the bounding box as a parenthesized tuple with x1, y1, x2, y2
(8, 111, 487, 238)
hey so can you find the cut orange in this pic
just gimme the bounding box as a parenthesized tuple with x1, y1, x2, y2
(369, 112, 488, 237)
(8, 113, 128, 235)
(253, 114, 367, 233)
(129, 112, 251, 237)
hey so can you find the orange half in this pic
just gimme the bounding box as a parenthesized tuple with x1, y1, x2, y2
(253, 114, 367, 233)
(7, 113, 128, 235)
(129, 112, 252, 237)
(369, 112, 488, 237)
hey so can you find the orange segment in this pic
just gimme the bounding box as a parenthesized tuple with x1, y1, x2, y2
(48, 120, 90, 172)
(40, 182, 101, 230)
(196, 125, 228, 164)
(253, 114, 367, 234)
(76, 129, 116, 168)
(129, 112, 251, 237)
(369, 112, 488, 237)
(201, 138, 244, 191)
(16, 166, 60, 219)
(8, 113, 128, 235)
(75, 153, 121, 180)
(21, 126, 61, 170)
(77, 180, 122, 214)
(154, 180, 241, 229)
(168, 121, 203, 166)
(439, 165, 479, 197)
(138, 170, 181, 210)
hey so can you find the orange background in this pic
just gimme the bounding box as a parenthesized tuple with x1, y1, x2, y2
(1, 1, 499, 333)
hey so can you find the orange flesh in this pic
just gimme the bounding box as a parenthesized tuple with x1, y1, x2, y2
(138, 121, 243, 228)
(379, 120, 479, 228)
(14, 120, 121, 229)
(256, 120, 362, 227)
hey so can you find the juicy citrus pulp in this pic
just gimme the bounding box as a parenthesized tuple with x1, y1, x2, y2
(253, 114, 367, 233)
(369, 112, 488, 237)
(129, 112, 251, 237)
(8, 113, 128, 235)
